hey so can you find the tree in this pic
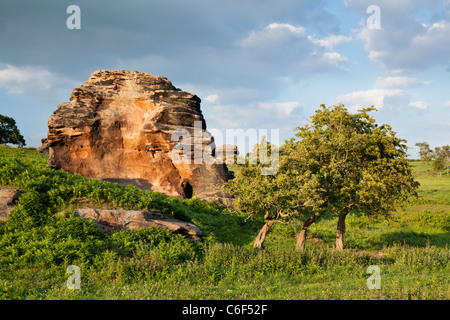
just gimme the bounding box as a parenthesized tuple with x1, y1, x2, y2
(442, 145, 450, 176)
(226, 105, 419, 251)
(278, 137, 326, 250)
(287, 104, 419, 250)
(224, 136, 320, 249)
(0, 114, 26, 147)
(432, 147, 446, 177)
(415, 142, 432, 174)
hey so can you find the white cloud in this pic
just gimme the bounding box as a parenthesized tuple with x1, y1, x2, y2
(346, 0, 450, 72)
(238, 23, 305, 48)
(335, 74, 436, 114)
(443, 100, 450, 107)
(358, 19, 450, 72)
(0, 64, 53, 94)
(335, 88, 405, 111)
(0, 64, 77, 97)
(307, 34, 352, 51)
(258, 101, 302, 118)
(374, 76, 431, 89)
(310, 51, 348, 67)
(236, 22, 349, 75)
(205, 94, 219, 104)
(265, 23, 306, 35)
(409, 101, 429, 110)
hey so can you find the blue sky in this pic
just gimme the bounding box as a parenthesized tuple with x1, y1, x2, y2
(0, 0, 449, 157)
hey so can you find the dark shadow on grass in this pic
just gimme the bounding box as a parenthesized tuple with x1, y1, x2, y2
(380, 230, 449, 248)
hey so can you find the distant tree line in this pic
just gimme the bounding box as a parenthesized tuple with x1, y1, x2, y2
(415, 142, 450, 176)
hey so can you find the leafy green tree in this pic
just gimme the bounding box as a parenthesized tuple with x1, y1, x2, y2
(226, 105, 419, 251)
(0, 114, 26, 147)
(224, 136, 318, 249)
(415, 142, 432, 174)
(288, 104, 419, 250)
(432, 147, 446, 177)
(442, 145, 450, 176)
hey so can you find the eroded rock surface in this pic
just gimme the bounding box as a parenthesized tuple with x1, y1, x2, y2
(0, 188, 21, 221)
(47, 70, 232, 202)
(71, 208, 203, 241)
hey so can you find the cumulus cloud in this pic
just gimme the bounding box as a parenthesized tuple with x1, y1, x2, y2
(0, 64, 54, 94)
(346, 0, 450, 72)
(307, 34, 352, 51)
(204, 94, 219, 104)
(409, 100, 429, 110)
(374, 76, 431, 89)
(258, 101, 302, 118)
(336, 88, 405, 111)
(335, 75, 433, 113)
(237, 22, 350, 77)
(0, 64, 77, 97)
(238, 23, 306, 48)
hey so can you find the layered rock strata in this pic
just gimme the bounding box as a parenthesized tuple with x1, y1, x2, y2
(47, 70, 232, 202)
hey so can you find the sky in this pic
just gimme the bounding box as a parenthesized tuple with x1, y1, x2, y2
(0, 0, 449, 158)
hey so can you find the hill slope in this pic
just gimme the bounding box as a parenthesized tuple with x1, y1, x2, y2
(0, 146, 448, 299)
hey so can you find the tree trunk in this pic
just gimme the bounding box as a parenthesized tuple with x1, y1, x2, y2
(296, 215, 319, 251)
(335, 211, 349, 251)
(253, 220, 275, 250)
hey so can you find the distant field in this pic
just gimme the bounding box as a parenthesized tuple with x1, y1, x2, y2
(0, 146, 448, 300)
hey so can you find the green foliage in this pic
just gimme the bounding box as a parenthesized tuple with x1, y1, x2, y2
(432, 146, 446, 176)
(405, 210, 450, 231)
(224, 136, 321, 223)
(226, 104, 421, 250)
(289, 104, 419, 218)
(0, 142, 448, 300)
(0, 115, 26, 147)
(415, 142, 433, 162)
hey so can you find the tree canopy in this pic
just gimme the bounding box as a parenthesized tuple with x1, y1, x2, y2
(226, 104, 420, 251)
(287, 104, 419, 250)
(0, 114, 26, 147)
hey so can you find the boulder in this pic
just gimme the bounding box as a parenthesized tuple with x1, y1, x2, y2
(0, 188, 21, 221)
(70, 208, 203, 241)
(46, 70, 232, 203)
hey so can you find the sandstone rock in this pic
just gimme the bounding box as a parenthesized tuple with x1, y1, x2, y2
(70, 208, 203, 241)
(37, 138, 49, 154)
(215, 144, 239, 164)
(46, 70, 232, 202)
(0, 188, 21, 221)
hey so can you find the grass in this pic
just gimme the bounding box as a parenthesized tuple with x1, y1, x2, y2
(0, 146, 448, 300)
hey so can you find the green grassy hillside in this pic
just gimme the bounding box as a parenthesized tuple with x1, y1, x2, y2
(0, 146, 448, 299)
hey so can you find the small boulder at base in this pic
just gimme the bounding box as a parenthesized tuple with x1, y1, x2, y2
(69, 207, 203, 241)
(0, 188, 21, 221)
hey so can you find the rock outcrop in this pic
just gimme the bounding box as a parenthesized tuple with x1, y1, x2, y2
(69, 208, 203, 241)
(46, 70, 232, 203)
(37, 138, 49, 154)
(0, 188, 21, 221)
(216, 144, 239, 164)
